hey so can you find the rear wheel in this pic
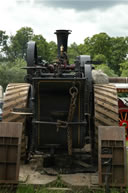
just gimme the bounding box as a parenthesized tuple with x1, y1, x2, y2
(119, 108, 128, 140)
(94, 84, 119, 126)
(2, 83, 30, 159)
(94, 84, 119, 157)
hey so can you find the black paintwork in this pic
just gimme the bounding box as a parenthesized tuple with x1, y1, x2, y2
(25, 30, 94, 158)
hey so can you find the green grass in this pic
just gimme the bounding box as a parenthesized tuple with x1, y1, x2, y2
(0, 186, 127, 193)
(0, 186, 67, 193)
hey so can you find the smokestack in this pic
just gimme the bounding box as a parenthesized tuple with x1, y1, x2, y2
(55, 30, 71, 58)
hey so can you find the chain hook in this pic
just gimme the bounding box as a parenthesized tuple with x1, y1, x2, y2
(69, 86, 78, 96)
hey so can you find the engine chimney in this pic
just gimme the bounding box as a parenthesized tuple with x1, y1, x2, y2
(55, 30, 71, 58)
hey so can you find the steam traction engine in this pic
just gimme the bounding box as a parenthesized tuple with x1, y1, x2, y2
(25, 30, 95, 167)
(2, 30, 126, 187)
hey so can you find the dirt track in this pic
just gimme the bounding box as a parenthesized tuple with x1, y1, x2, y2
(19, 163, 98, 187)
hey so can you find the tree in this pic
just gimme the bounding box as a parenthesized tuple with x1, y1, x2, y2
(82, 33, 128, 75)
(68, 42, 80, 64)
(95, 63, 118, 77)
(108, 37, 128, 74)
(9, 27, 34, 60)
(119, 60, 128, 77)
(0, 30, 9, 59)
(93, 54, 118, 77)
(0, 59, 26, 90)
(84, 33, 111, 59)
(48, 41, 57, 62)
(77, 43, 88, 55)
(93, 54, 107, 64)
(32, 34, 50, 61)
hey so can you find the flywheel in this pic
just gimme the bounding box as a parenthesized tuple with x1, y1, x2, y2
(2, 83, 30, 159)
(94, 84, 119, 148)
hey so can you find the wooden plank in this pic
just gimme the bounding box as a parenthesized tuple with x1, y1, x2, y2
(7, 83, 29, 87)
(4, 91, 28, 102)
(98, 126, 126, 187)
(7, 83, 29, 90)
(5, 87, 29, 96)
(3, 103, 28, 117)
(95, 99, 118, 113)
(2, 114, 25, 122)
(98, 126, 125, 141)
(94, 89, 117, 100)
(95, 112, 118, 126)
(95, 93, 118, 106)
(3, 96, 28, 109)
(95, 120, 107, 127)
(95, 105, 118, 121)
(0, 122, 22, 138)
(0, 122, 22, 184)
(94, 85, 117, 94)
(96, 84, 116, 89)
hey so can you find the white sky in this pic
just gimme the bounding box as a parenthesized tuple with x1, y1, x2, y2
(1, 0, 128, 45)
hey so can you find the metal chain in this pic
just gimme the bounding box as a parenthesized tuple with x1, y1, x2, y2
(67, 86, 78, 155)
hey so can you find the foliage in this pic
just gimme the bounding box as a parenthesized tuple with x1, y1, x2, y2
(77, 43, 88, 55)
(84, 33, 111, 59)
(17, 185, 35, 193)
(0, 31, 8, 47)
(0, 26, 128, 89)
(93, 54, 107, 64)
(48, 41, 57, 62)
(68, 42, 80, 64)
(67, 32, 128, 75)
(91, 53, 117, 77)
(109, 37, 128, 74)
(119, 60, 128, 77)
(0, 30, 9, 58)
(95, 63, 118, 77)
(83, 33, 128, 75)
(8, 27, 34, 60)
(16, 184, 67, 193)
(32, 34, 49, 61)
(0, 59, 26, 90)
(0, 185, 125, 193)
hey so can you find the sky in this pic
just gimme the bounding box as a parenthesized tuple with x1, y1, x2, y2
(1, 0, 128, 45)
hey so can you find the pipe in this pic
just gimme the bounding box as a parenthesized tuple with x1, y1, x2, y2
(109, 77, 128, 83)
(55, 30, 71, 58)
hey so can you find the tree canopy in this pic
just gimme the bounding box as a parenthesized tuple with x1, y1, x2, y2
(0, 27, 128, 90)
(8, 27, 34, 60)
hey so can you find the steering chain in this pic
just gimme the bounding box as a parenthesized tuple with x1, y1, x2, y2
(67, 85, 78, 155)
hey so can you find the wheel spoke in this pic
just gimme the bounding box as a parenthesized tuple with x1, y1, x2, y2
(119, 118, 122, 122)
(121, 112, 123, 120)
(119, 108, 128, 140)
(125, 112, 128, 121)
